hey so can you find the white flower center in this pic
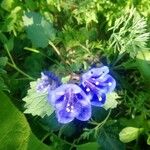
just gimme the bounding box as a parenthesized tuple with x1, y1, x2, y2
(86, 88, 90, 92)
(108, 82, 112, 86)
(95, 81, 99, 85)
(98, 96, 102, 101)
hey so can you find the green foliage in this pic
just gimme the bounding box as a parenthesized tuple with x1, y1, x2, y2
(109, 8, 149, 57)
(23, 80, 54, 117)
(1, 0, 150, 149)
(23, 12, 56, 48)
(0, 91, 53, 150)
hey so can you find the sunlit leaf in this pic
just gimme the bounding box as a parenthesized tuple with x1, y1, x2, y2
(103, 92, 119, 110)
(0, 91, 54, 150)
(23, 80, 54, 117)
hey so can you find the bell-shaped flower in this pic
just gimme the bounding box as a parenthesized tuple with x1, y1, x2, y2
(48, 84, 91, 124)
(80, 66, 116, 107)
(36, 71, 61, 93)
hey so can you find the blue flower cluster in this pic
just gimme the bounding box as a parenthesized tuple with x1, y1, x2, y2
(37, 66, 116, 124)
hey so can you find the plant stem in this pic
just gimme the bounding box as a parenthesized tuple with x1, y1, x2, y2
(5, 45, 16, 66)
(49, 40, 67, 65)
(7, 62, 35, 80)
(49, 41, 61, 56)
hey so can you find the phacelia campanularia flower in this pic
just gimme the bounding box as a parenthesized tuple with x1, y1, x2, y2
(80, 66, 116, 107)
(36, 71, 61, 93)
(48, 84, 91, 124)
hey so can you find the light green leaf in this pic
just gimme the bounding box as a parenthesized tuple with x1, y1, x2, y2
(77, 142, 99, 150)
(119, 127, 144, 143)
(0, 91, 54, 150)
(23, 12, 56, 48)
(23, 80, 54, 117)
(103, 92, 119, 110)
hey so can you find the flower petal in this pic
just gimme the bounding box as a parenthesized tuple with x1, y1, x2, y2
(96, 74, 116, 93)
(81, 66, 109, 82)
(56, 108, 75, 124)
(91, 93, 106, 106)
(75, 103, 91, 121)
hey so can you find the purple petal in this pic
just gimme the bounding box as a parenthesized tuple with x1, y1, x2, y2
(96, 74, 116, 93)
(56, 109, 75, 124)
(91, 93, 106, 107)
(81, 66, 109, 82)
(36, 71, 61, 92)
(75, 103, 91, 121)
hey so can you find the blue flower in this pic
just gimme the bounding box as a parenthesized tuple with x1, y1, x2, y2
(80, 66, 116, 107)
(36, 71, 61, 92)
(48, 84, 91, 124)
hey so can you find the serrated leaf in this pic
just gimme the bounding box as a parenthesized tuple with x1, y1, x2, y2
(0, 91, 54, 150)
(23, 12, 56, 48)
(119, 127, 143, 143)
(103, 92, 119, 110)
(77, 142, 99, 150)
(23, 80, 54, 117)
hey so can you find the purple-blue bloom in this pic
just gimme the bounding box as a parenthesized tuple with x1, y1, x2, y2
(80, 66, 116, 107)
(48, 84, 91, 124)
(36, 71, 61, 92)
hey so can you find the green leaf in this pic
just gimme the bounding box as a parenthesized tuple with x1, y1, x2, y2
(77, 142, 99, 150)
(98, 128, 125, 150)
(23, 12, 56, 48)
(119, 127, 144, 143)
(103, 92, 119, 110)
(23, 80, 54, 117)
(0, 91, 54, 150)
(0, 57, 8, 67)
